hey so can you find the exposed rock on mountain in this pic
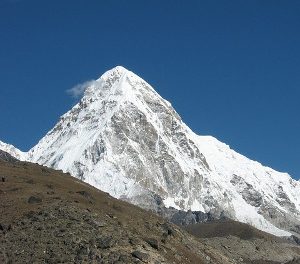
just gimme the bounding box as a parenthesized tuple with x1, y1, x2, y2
(0, 150, 18, 163)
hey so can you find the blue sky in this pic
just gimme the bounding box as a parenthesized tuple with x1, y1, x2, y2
(0, 0, 299, 179)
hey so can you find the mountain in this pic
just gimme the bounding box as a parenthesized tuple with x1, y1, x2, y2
(2, 66, 300, 238)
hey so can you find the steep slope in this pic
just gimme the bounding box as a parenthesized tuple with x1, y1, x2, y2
(185, 220, 300, 263)
(0, 159, 233, 264)
(0, 140, 25, 160)
(21, 66, 300, 237)
(0, 150, 18, 162)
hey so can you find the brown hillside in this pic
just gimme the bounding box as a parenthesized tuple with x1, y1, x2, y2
(185, 221, 300, 263)
(0, 160, 232, 264)
(184, 220, 279, 240)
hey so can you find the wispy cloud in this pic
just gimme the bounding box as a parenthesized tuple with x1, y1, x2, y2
(66, 80, 95, 98)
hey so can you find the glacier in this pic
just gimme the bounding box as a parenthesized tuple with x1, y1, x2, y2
(1, 66, 300, 237)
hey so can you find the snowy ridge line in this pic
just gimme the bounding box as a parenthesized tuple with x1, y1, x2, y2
(0, 140, 26, 161)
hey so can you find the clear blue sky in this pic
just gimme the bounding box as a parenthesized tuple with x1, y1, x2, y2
(0, 0, 299, 179)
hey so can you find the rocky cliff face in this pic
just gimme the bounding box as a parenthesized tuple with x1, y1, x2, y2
(0, 150, 18, 163)
(1, 66, 300, 237)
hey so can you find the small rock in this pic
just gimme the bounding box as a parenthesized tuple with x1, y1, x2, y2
(222, 245, 230, 249)
(41, 167, 51, 173)
(88, 249, 99, 260)
(0, 223, 12, 233)
(131, 251, 149, 262)
(162, 222, 175, 236)
(76, 190, 94, 200)
(77, 245, 88, 256)
(119, 254, 132, 262)
(8, 187, 19, 192)
(106, 213, 117, 219)
(96, 236, 115, 249)
(146, 238, 159, 250)
(174, 253, 182, 261)
(26, 179, 34, 184)
(129, 237, 141, 246)
(108, 252, 120, 262)
(28, 196, 42, 204)
(91, 220, 106, 228)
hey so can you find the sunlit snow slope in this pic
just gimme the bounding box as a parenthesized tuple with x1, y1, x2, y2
(2, 66, 300, 237)
(0, 140, 26, 161)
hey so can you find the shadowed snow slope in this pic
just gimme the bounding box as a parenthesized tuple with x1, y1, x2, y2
(2, 66, 300, 237)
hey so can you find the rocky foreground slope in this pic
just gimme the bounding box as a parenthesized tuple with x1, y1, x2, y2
(185, 221, 300, 263)
(1, 66, 300, 238)
(0, 157, 300, 263)
(0, 158, 234, 264)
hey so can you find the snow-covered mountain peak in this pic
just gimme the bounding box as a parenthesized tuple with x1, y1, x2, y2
(83, 65, 151, 104)
(21, 66, 300, 238)
(99, 65, 128, 81)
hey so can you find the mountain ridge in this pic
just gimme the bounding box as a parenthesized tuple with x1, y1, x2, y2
(0, 140, 26, 161)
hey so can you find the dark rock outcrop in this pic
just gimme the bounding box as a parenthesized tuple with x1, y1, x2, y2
(0, 150, 18, 163)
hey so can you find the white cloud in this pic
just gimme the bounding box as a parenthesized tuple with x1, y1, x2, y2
(66, 80, 95, 98)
